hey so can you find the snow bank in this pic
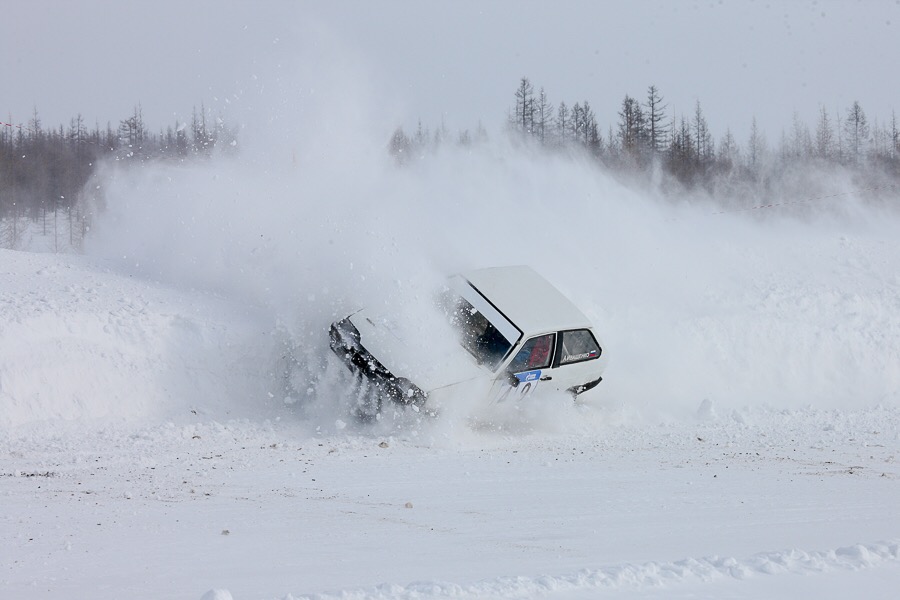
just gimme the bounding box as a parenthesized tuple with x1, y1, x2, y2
(0, 249, 278, 428)
(287, 540, 900, 600)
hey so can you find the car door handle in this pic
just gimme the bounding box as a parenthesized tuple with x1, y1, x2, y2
(540, 376, 552, 381)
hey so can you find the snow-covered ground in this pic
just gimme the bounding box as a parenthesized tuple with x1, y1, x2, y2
(2, 139, 900, 599)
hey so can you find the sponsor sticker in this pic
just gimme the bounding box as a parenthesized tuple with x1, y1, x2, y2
(563, 349, 600, 364)
(516, 370, 541, 383)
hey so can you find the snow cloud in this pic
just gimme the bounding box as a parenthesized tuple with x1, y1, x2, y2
(82, 31, 900, 433)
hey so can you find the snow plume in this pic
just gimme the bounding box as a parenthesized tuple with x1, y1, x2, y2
(84, 140, 900, 435)
(82, 39, 900, 437)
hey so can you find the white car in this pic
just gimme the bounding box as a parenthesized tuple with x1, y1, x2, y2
(329, 265, 607, 417)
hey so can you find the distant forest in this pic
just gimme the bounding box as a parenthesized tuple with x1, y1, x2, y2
(390, 77, 900, 209)
(3, 79, 899, 251)
(0, 104, 236, 250)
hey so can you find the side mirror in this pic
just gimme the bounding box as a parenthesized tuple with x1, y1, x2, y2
(506, 372, 520, 387)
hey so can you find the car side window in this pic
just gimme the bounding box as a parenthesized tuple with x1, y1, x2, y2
(508, 333, 555, 372)
(559, 329, 601, 365)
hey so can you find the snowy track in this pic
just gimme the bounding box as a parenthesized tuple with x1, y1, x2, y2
(4, 403, 899, 599)
(295, 541, 900, 600)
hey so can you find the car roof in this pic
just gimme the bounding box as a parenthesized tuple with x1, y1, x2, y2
(460, 265, 593, 336)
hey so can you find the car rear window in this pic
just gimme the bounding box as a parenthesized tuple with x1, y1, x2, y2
(559, 329, 601, 365)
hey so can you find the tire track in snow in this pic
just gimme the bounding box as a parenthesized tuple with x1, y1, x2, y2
(286, 539, 900, 600)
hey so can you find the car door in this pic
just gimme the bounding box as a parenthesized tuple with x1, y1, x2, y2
(491, 333, 556, 403)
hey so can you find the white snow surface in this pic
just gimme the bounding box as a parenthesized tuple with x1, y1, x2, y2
(3, 136, 900, 599)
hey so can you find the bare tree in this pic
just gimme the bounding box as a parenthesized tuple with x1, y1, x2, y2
(644, 85, 668, 154)
(534, 87, 553, 145)
(617, 95, 644, 162)
(555, 101, 570, 146)
(892, 111, 899, 161)
(789, 112, 812, 158)
(513, 77, 534, 135)
(815, 106, 835, 159)
(843, 100, 869, 165)
(693, 100, 714, 162)
(118, 105, 147, 158)
(388, 127, 411, 165)
(718, 129, 740, 171)
(667, 115, 696, 183)
(571, 101, 596, 148)
(747, 116, 767, 174)
(191, 104, 216, 155)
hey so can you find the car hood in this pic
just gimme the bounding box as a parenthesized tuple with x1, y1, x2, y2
(348, 308, 489, 392)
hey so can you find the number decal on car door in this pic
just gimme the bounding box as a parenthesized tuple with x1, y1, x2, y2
(495, 369, 541, 403)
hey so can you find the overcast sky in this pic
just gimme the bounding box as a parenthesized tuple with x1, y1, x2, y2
(3, 1, 898, 142)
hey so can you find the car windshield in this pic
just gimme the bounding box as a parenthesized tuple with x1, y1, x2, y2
(440, 277, 521, 370)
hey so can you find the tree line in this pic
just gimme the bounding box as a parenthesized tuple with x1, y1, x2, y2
(390, 77, 900, 207)
(4, 81, 898, 251)
(0, 104, 236, 250)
